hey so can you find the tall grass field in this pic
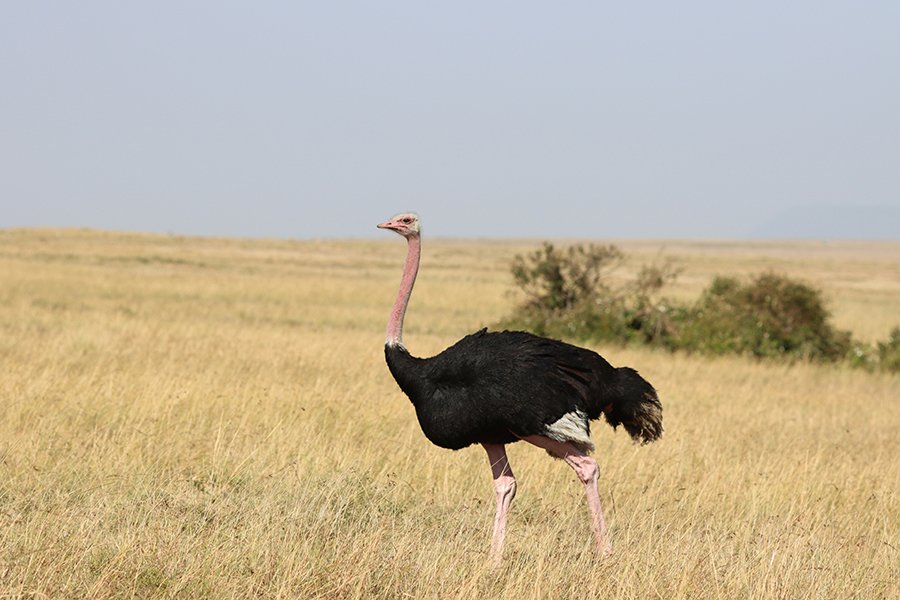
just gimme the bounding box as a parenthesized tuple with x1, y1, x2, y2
(1, 229, 898, 598)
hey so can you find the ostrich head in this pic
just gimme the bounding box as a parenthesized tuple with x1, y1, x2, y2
(377, 213, 420, 237)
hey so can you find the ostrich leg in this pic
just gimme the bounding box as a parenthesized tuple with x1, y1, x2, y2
(524, 435, 612, 555)
(482, 443, 516, 564)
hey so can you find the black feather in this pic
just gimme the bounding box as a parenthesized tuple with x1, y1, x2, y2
(385, 329, 662, 451)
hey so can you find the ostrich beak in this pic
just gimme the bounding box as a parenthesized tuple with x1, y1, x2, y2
(377, 220, 398, 230)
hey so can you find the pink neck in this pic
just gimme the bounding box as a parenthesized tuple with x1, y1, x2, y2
(386, 233, 421, 347)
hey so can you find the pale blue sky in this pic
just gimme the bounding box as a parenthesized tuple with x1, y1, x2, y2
(2, 2, 898, 239)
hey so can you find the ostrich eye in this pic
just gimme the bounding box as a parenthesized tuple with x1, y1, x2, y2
(403, 217, 412, 224)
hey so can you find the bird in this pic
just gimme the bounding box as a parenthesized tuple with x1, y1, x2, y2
(377, 212, 663, 562)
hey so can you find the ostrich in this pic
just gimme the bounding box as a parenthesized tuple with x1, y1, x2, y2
(378, 212, 662, 562)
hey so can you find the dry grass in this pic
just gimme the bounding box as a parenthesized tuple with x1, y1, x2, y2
(0, 229, 897, 599)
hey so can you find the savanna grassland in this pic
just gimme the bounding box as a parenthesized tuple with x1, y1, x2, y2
(1, 229, 898, 599)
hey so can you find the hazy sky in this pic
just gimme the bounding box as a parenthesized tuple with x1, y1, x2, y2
(2, 2, 898, 239)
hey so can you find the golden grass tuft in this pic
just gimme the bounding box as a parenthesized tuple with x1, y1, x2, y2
(0, 229, 897, 598)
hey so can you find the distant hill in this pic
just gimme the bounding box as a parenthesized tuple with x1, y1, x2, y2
(751, 205, 899, 240)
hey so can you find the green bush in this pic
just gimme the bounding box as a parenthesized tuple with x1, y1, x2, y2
(510, 242, 622, 312)
(502, 242, 680, 346)
(676, 273, 852, 360)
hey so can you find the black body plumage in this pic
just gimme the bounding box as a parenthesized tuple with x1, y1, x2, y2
(385, 328, 662, 451)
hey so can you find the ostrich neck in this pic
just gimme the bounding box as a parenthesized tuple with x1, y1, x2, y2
(386, 233, 421, 348)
